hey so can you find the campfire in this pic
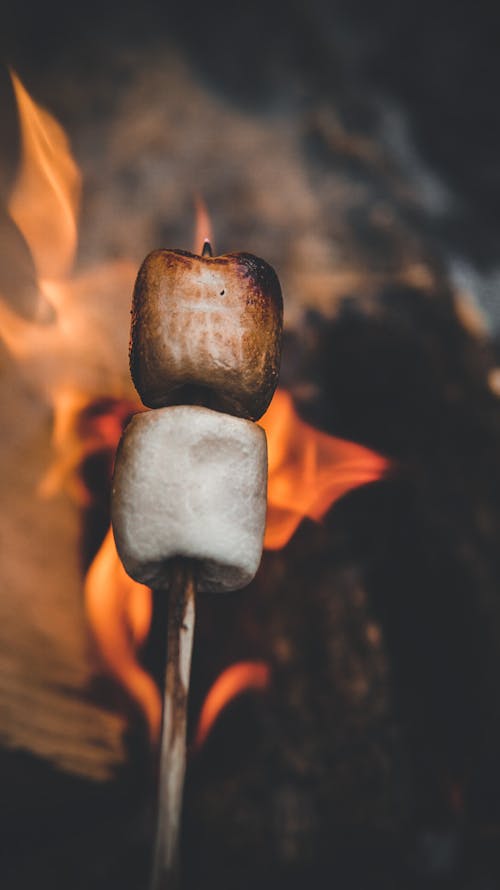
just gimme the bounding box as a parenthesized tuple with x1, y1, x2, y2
(2, 9, 500, 888)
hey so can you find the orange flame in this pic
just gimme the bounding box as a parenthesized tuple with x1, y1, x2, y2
(83, 388, 388, 747)
(4, 80, 389, 753)
(193, 661, 270, 752)
(193, 193, 214, 255)
(8, 70, 81, 282)
(1, 74, 136, 501)
(84, 527, 161, 744)
(262, 389, 388, 549)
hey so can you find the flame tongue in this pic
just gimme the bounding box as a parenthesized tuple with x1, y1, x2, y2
(3, 77, 389, 753)
(194, 194, 214, 256)
(84, 527, 160, 744)
(83, 389, 388, 747)
(262, 389, 389, 549)
(193, 662, 270, 752)
(8, 71, 81, 283)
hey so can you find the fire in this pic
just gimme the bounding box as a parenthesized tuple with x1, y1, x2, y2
(84, 528, 160, 744)
(8, 70, 81, 282)
(3, 76, 390, 755)
(194, 193, 214, 255)
(1, 72, 136, 500)
(83, 387, 388, 745)
(261, 389, 388, 549)
(193, 662, 270, 752)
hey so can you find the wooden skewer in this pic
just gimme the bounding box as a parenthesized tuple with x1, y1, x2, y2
(150, 560, 196, 890)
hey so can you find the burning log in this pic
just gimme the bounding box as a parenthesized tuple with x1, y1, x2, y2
(111, 240, 283, 887)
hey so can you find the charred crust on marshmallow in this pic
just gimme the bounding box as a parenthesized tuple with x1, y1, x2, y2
(129, 248, 283, 420)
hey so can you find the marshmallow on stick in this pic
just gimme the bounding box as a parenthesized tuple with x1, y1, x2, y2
(112, 406, 268, 593)
(130, 248, 282, 420)
(112, 240, 282, 890)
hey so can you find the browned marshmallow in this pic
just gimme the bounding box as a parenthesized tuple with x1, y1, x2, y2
(129, 250, 283, 420)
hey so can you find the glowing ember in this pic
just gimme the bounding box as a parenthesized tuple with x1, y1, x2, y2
(193, 661, 270, 752)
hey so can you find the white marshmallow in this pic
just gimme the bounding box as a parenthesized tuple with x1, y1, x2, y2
(111, 406, 267, 593)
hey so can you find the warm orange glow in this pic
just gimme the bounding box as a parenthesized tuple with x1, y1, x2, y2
(193, 661, 270, 752)
(82, 390, 387, 747)
(1, 77, 136, 504)
(261, 389, 389, 549)
(8, 70, 81, 282)
(0, 262, 138, 502)
(4, 78, 390, 753)
(193, 193, 214, 255)
(4, 76, 156, 749)
(84, 527, 161, 745)
(40, 392, 139, 504)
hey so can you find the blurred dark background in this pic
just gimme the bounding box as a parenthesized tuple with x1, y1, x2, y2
(3, 0, 500, 273)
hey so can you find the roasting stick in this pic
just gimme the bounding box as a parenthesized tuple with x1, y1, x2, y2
(112, 238, 283, 890)
(151, 562, 195, 890)
(153, 242, 211, 890)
